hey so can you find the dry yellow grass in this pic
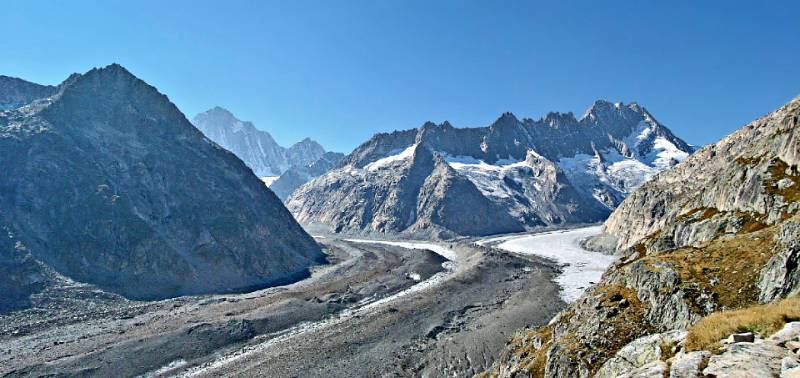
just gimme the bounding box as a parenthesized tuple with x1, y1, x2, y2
(685, 295, 800, 351)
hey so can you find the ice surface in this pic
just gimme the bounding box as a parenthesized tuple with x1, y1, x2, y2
(485, 226, 617, 302)
(345, 239, 459, 261)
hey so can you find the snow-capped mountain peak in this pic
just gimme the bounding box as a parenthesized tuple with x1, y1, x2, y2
(192, 107, 327, 177)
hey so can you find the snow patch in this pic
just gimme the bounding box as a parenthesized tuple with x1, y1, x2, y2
(443, 154, 529, 199)
(364, 144, 418, 171)
(260, 176, 280, 186)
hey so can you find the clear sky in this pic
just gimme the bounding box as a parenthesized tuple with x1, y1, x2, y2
(2, 1, 799, 153)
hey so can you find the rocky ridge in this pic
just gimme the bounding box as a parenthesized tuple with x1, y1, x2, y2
(481, 96, 800, 377)
(289, 101, 693, 239)
(0, 64, 325, 311)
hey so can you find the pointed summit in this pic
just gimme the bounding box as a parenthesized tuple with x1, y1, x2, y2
(0, 66, 325, 304)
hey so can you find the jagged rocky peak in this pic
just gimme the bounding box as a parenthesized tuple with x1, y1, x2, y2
(0, 64, 324, 309)
(288, 101, 693, 239)
(601, 95, 800, 252)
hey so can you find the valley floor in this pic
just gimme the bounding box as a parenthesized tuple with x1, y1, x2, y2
(0, 228, 609, 377)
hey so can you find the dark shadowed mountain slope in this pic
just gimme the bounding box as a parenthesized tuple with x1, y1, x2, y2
(0, 64, 324, 310)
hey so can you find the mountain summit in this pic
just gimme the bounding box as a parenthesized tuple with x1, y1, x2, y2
(192, 107, 327, 177)
(288, 101, 694, 238)
(0, 64, 324, 310)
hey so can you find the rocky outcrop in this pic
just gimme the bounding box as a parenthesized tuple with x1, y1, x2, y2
(289, 101, 693, 238)
(192, 107, 328, 177)
(482, 96, 800, 377)
(0, 64, 325, 309)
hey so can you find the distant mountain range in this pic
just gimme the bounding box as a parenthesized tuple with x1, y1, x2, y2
(192, 107, 326, 177)
(191, 106, 342, 200)
(0, 65, 324, 312)
(287, 101, 694, 239)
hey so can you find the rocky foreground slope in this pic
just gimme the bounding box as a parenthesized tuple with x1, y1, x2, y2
(0, 64, 324, 312)
(289, 102, 693, 239)
(482, 96, 800, 377)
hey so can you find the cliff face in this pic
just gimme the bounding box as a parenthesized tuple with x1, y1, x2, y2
(0, 65, 324, 309)
(288, 102, 693, 239)
(483, 96, 800, 377)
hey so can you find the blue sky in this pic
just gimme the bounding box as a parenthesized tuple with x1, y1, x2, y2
(2, 1, 799, 152)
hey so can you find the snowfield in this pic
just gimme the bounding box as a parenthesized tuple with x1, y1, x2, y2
(364, 143, 418, 171)
(482, 226, 617, 302)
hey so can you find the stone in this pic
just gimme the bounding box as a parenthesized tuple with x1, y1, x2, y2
(783, 356, 800, 371)
(784, 366, 800, 378)
(595, 331, 686, 378)
(771, 322, 800, 344)
(619, 360, 667, 378)
(787, 341, 800, 352)
(704, 342, 792, 377)
(733, 332, 755, 343)
(669, 350, 710, 378)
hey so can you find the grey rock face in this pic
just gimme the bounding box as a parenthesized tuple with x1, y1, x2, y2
(192, 107, 327, 177)
(669, 350, 711, 378)
(0, 75, 58, 110)
(0, 64, 324, 308)
(289, 102, 692, 238)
